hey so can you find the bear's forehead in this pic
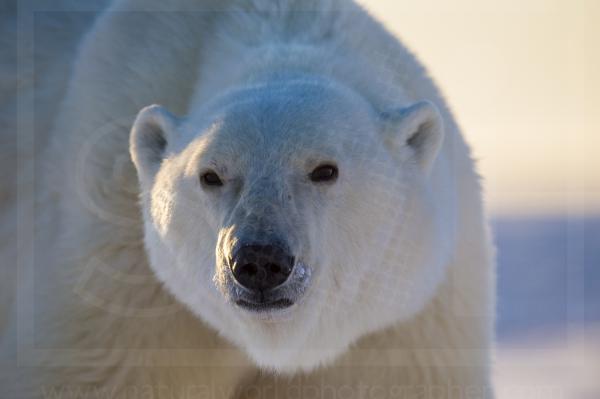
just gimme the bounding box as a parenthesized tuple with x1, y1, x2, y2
(200, 81, 374, 150)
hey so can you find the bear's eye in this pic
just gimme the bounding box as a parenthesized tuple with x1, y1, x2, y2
(200, 171, 223, 187)
(309, 164, 338, 183)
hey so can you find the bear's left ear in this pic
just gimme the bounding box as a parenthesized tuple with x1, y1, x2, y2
(381, 101, 444, 175)
(129, 104, 181, 186)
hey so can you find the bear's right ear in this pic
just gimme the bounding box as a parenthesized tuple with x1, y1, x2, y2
(130, 104, 181, 185)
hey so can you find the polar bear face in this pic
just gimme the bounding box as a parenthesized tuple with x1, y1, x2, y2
(130, 77, 446, 372)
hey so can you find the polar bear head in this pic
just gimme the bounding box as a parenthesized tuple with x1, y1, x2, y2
(130, 76, 448, 372)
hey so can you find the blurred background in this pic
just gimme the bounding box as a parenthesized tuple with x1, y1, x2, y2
(358, 0, 600, 398)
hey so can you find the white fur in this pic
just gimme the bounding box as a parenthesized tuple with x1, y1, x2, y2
(1, 0, 496, 397)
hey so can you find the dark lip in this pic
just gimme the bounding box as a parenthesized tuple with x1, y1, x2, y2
(235, 298, 294, 312)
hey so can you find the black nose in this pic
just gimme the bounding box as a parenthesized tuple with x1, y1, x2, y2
(230, 244, 294, 292)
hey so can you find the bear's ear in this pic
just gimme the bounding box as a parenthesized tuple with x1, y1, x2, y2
(130, 104, 181, 185)
(381, 101, 444, 175)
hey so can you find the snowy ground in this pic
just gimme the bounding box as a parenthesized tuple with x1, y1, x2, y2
(492, 217, 600, 399)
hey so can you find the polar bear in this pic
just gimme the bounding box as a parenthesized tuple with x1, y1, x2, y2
(1, 0, 495, 397)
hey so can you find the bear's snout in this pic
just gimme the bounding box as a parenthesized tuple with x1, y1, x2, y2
(230, 244, 294, 292)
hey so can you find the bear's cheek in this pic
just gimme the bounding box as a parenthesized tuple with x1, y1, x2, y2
(148, 190, 176, 239)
